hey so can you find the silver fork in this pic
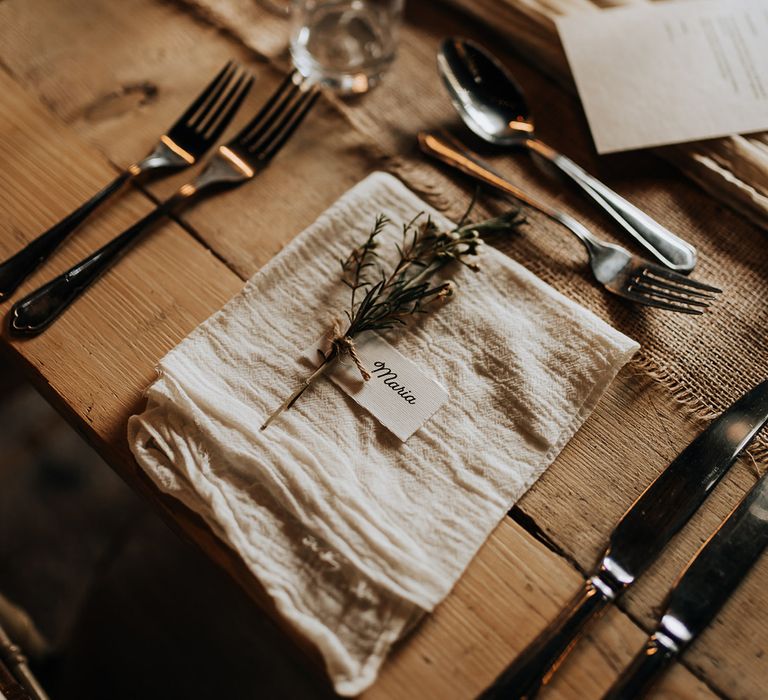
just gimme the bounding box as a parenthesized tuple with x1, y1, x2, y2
(10, 71, 320, 336)
(419, 131, 721, 314)
(0, 62, 252, 301)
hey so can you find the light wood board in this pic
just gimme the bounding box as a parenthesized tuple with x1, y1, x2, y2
(0, 1, 766, 698)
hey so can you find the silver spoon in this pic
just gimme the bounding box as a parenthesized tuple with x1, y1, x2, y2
(437, 37, 697, 273)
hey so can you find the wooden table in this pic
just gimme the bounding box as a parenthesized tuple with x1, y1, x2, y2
(0, 1, 765, 698)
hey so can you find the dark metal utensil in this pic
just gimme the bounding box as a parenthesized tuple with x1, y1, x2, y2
(480, 379, 768, 699)
(604, 469, 768, 699)
(10, 72, 319, 336)
(437, 37, 697, 273)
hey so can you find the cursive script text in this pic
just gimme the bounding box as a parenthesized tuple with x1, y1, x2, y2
(370, 361, 417, 404)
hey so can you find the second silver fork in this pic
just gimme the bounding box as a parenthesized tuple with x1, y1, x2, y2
(10, 72, 320, 336)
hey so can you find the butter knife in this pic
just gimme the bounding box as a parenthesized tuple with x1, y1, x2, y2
(480, 378, 768, 699)
(604, 468, 768, 699)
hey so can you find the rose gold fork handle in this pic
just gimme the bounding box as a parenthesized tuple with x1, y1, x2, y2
(418, 131, 560, 217)
(418, 131, 605, 258)
(0, 169, 134, 301)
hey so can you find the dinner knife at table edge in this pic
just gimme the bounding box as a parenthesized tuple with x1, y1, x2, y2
(603, 466, 768, 700)
(479, 378, 768, 700)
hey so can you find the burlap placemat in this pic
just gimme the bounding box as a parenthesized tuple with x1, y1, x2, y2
(177, 0, 768, 460)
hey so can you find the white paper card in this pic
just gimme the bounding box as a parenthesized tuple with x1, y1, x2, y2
(556, 0, 768, 153)
(305, 333, 449, 441)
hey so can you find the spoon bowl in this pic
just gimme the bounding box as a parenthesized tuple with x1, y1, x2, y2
(438, 37, 535, 147)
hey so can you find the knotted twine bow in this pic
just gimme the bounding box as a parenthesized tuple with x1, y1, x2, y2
(260, 321, 370, 431)
(326, 321, 371, 382)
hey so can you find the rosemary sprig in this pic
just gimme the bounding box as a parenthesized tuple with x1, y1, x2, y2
(260, 204, 524, 430)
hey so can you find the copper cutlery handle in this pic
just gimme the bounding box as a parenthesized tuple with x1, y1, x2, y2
(479, 578, 613, 699)
(418, 131, 608, 255)
(418, 131, 560, 218)
(602, 636, 674, 700)
(0, 170, 134, 301)
(9, 203, 170, 335)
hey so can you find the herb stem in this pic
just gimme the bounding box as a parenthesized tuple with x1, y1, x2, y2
(260, 350, 338, 431)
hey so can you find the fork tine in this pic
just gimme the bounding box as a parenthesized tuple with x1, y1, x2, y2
(641, 265, 722, 294)
(188, 62, 239, 130)
(200, 72, 253, 141)
(236, 72, 301, 148)
(258, 87, 320, 162)
(622, 290, 705, 314)
(629, 282, 711, 308)
(173, 61, 235, 128)
(636, 270, 717, 300)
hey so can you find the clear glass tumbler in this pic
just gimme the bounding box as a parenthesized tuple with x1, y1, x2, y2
(290, 0, 404, 94)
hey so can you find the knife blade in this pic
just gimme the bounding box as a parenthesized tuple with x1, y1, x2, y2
(604, 467, 768, 699)
(480, 379, 768, 699)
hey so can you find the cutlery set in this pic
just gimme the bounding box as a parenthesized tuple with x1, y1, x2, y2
(481, 379, 768, 699)
(419, 132, 719, 314)
(438, 38, 697, 273)
(0, 64, 319, 334)
(429, 38, 721, 313)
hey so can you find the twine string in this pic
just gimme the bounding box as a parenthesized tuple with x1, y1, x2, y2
(328, 321, 370, 381)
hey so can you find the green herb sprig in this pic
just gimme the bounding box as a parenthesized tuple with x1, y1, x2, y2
(261, 204, 523, 430)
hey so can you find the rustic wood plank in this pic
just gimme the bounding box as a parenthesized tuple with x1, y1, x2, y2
(0, 1, 766, 698)
(0, 63, 715, 700)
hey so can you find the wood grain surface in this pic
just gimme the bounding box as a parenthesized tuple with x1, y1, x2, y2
(0, 0, 765, 698)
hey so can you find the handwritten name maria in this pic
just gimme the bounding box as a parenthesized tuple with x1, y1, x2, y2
(371, 361, 417, 405)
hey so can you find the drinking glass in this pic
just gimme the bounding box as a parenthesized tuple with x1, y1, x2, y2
(290, 0, 404, 94)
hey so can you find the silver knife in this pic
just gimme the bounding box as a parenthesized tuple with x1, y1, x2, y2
(603, 467, 768, 699)
(479, 379, 768, 699)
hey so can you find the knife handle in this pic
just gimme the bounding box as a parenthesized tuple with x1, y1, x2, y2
(479, 577, 613, 699)
(602, 636, 675, 700)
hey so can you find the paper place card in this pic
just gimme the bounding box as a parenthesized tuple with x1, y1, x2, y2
(556, 0, 768, 153)
(307, 333, 448, 441)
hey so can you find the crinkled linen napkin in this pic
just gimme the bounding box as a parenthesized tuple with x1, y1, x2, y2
(128, 172, 638, 695)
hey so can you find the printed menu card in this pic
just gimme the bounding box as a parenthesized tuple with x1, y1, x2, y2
(557, 0, 768, 153)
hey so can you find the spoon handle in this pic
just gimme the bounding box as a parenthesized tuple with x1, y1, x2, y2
(525, 139, 697, 272)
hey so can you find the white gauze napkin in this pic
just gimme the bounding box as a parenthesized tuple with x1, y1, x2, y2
(128, 172, 638, 695)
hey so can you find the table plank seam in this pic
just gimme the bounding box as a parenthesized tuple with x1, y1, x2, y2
(127, 176, 250, 285)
